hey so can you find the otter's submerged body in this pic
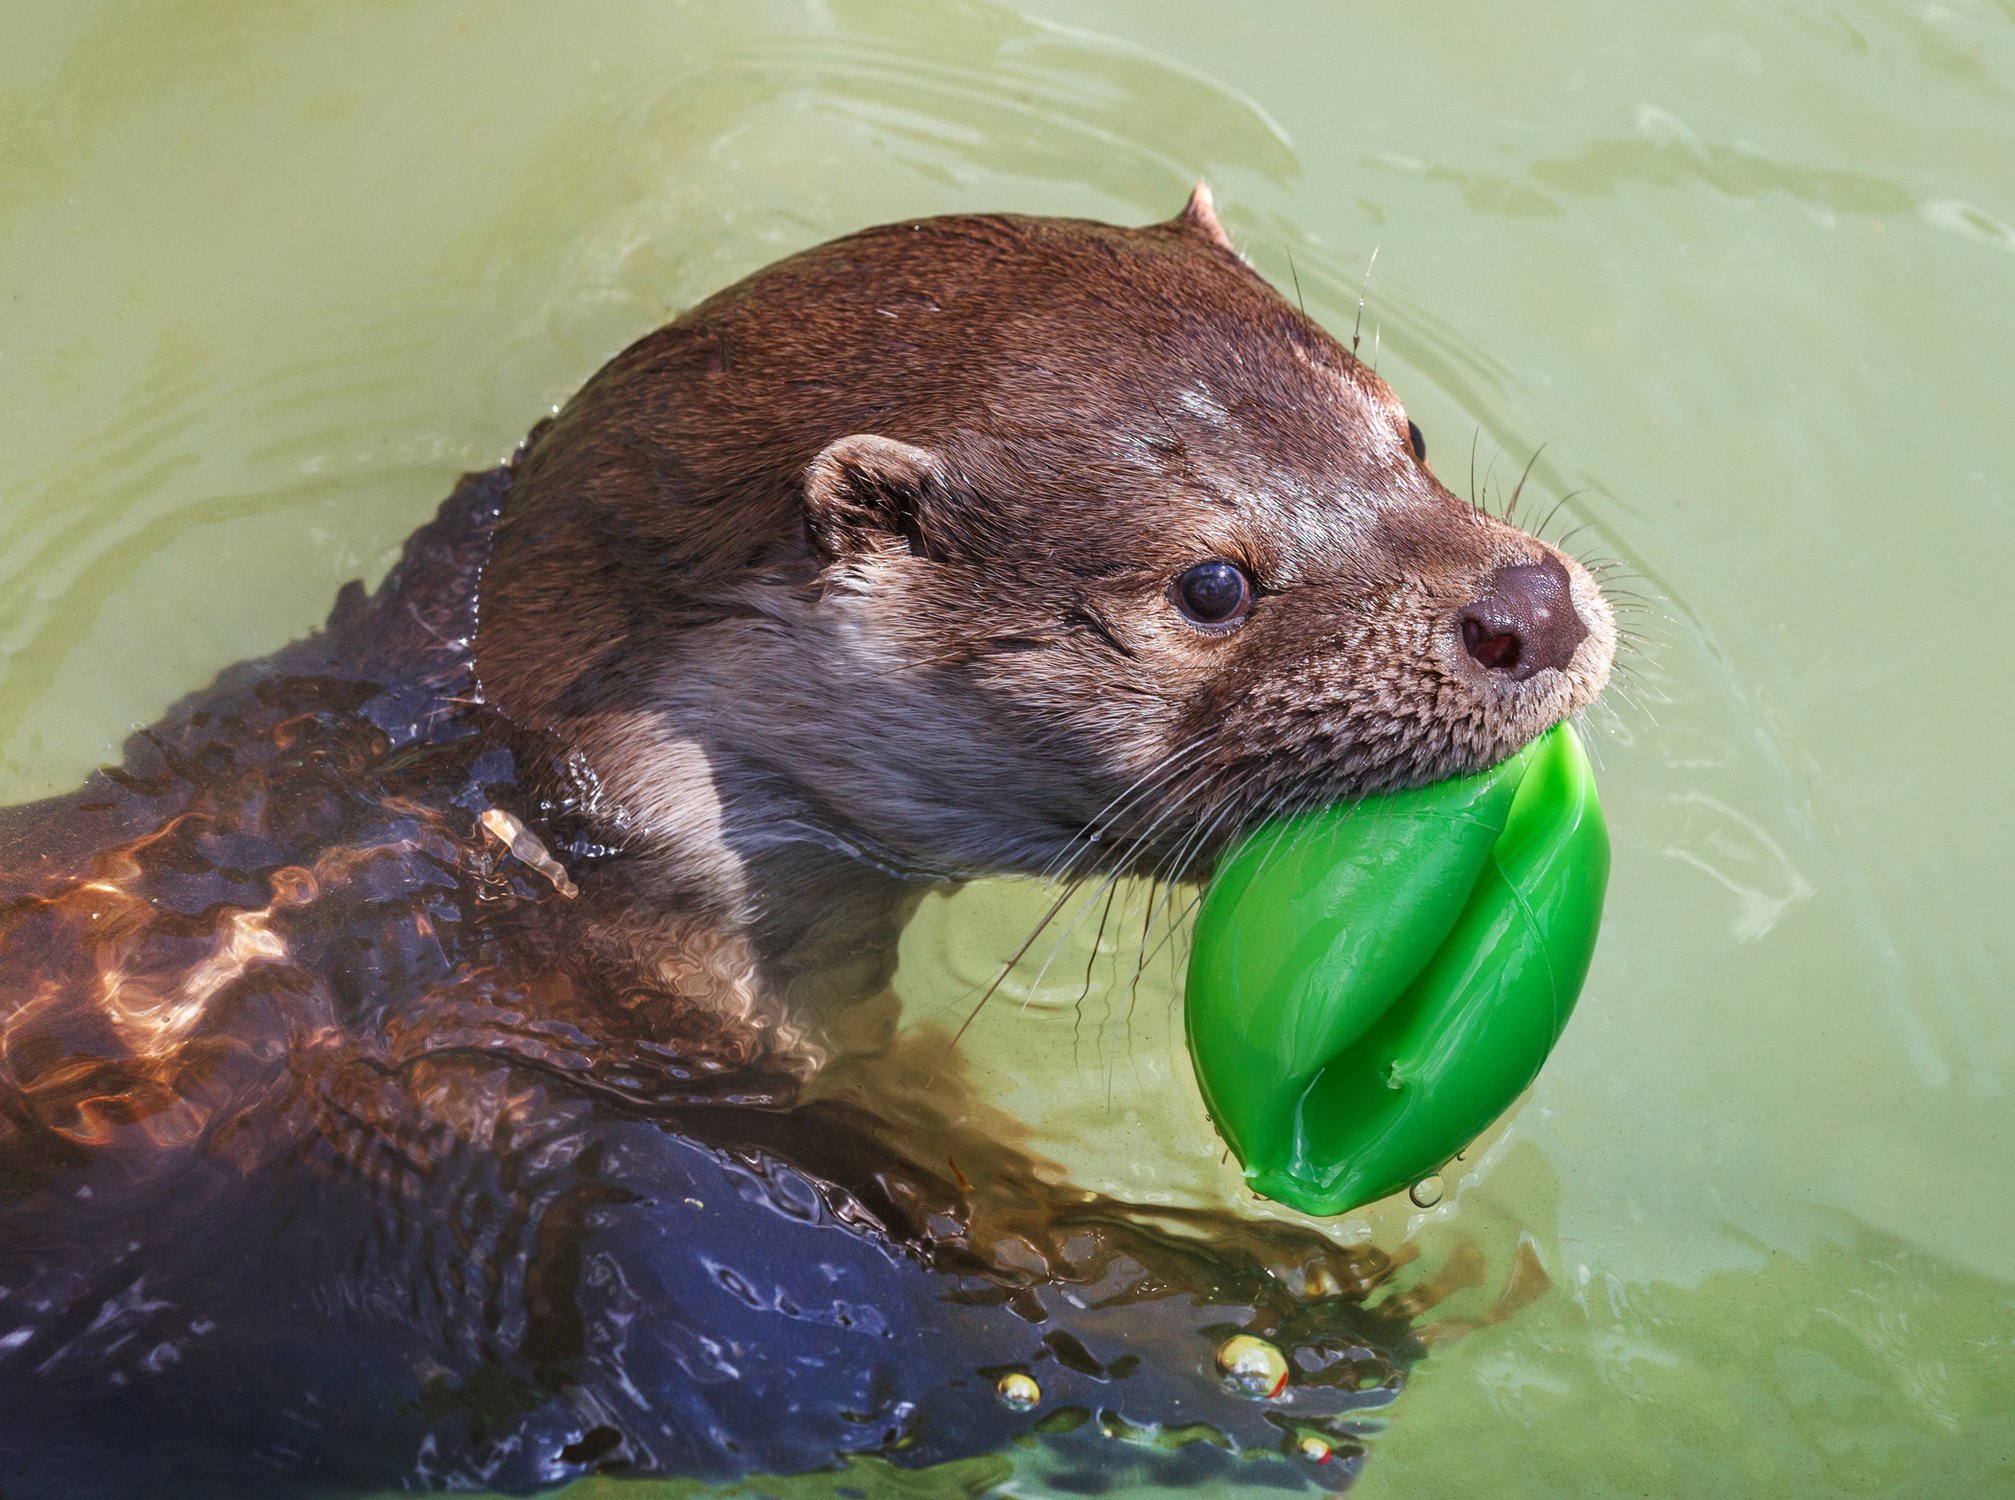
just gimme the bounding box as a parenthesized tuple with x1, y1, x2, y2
(0, 192, 1612, 1497)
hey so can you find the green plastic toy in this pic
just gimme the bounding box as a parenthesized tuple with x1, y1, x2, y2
(1184, 723, 1608, 1217)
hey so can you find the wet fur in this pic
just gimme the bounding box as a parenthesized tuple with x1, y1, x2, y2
(0, 190, 1611, 1494)
(476, 188, 1611, 1038)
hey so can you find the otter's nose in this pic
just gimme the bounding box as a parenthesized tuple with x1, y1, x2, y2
(1458, 555, 1588, 681)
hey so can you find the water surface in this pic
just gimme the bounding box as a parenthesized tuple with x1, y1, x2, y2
(3, 1, 2011, 1494)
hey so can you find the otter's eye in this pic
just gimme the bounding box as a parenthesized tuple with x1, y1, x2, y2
(1406, 419, 1427, 463)
(1172, 560, 1253, 629)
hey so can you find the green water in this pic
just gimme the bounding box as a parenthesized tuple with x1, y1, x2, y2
(3, 2, 2011, 1495)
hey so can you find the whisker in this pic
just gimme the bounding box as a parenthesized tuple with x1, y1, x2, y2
(1234, 770, 1344, 892)
(1351, 247, 1380, 357)
(1042, 735, 1208, 882)
(1134, 884, 1209, 981)
(1107, 872, 1163, 1111)
(1532, 488, 1588, 542)
(1126, 772, 1248, 974)
(1480, 442, 1507, 517)
(1552, 519, 1600, 553)
(1074, 757, 1227, 885)
(1121, 777, 1229, 961)
(1021, 860, 1150, 1013)
(927, 877, 1084, 1085)
(1068, 878, 1123, 1070)
(1093, 762, 1269, 1080)
(1505, 444, 1546, 525)
(1127, 776, 1260, 988)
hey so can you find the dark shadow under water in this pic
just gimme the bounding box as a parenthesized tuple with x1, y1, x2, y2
(0, 474, 1423, 1498)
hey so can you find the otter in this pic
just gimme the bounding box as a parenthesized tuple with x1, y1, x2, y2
(0, 187, 1611, 1498)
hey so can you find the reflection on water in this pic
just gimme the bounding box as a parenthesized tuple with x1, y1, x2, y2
(3, 0, 2013, 1496)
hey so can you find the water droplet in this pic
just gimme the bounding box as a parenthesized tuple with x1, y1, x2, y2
(996, 1372, 1041, 1410)
(1297, 1434, 1333, 1464)
(1408, 1176, 1444, 1209)
(1215, 1333, 1290, 1399)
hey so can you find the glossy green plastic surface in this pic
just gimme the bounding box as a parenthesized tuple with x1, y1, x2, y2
(1185, 724, 1608, 1217)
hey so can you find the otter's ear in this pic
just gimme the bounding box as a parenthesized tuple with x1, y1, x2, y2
(803, 433, 948, 562)
(1172, 180, 1236, 254)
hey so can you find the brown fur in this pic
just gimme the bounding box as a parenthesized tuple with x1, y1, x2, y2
(473, 188, 1613, 1039)
(0, 192, 1612, 1493)
(0, 192, 1614, 1164)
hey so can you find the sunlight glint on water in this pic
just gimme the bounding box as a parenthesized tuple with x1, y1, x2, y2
(3, 0, 2012, 1494)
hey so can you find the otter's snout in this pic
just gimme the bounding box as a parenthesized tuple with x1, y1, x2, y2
(1458, 555, 1588, 682)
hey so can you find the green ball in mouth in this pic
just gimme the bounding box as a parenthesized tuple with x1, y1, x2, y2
(1184, 723, 1610, 1218)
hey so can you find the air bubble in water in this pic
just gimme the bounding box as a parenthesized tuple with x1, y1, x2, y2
(1216, 1333, 1289, 1399)
(996, 1372, 1041, 1410)
(1408, 1175, 1444, 1209)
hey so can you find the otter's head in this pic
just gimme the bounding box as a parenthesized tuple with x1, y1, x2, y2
(478, 187, 1614, 892)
